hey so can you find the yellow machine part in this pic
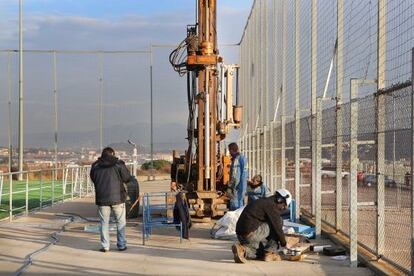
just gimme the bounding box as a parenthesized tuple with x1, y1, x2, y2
(222, 155, 231, 186)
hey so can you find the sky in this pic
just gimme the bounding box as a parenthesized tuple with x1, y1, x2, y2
(0, 0, 253, 150)
(0, 0, 253, 50)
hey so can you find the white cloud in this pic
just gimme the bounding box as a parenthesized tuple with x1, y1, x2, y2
(0, 4, 252, 148)
(0, 11, 193, 50)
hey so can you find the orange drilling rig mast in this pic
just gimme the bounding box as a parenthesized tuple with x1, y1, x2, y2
(169, 0, 241, 217)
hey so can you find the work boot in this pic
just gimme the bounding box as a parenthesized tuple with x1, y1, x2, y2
(263, 251, 282, 262)
(232, 242, 247, 263)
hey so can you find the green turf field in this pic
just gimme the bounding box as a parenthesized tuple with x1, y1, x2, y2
(0, 179, 91, 220)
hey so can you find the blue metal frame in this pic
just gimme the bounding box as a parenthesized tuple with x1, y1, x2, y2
(142, 192, 183, 245)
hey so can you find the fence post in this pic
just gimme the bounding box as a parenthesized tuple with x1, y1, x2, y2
(61, 169, 64, 202)
(71, 168, 74, 200)
(87, 168, 91, 196)
(376, 0, 386, 258)
(264, 0, 269, 126)
(252, 133, 255, 176)
(79, 168, 83, 199)
(260, 0, 264, 129)
(270, 121, 275, 192)
(315, 98, 322, 236)
(257, 129, 261, 175)
(272, 0, 279, 192)
(9, 173, 13, 222)
(294, 0, 301, 220)
(410, 46, 414, 276)
(311, 0, 318, 215)
(349, 79, 359, 268)
(40, 171, 43, 208)
(336, 0, 344, 232)
(263, 125, 268, 186)
(52, 170, 55, 205)
(281, 0, 287, 190)
(0, 173, 3, 206)
(25, 173, 29, 215)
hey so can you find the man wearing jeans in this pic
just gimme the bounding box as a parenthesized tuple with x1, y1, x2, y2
(232, 189, 292, 263)
(90, 147, 132, 252)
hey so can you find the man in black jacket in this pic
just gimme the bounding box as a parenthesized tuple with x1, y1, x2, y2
(90, 147, 132, 252)
(232, 189, 292, 263)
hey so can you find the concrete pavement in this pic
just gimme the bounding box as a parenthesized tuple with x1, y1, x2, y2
(0, 180, 373, 275)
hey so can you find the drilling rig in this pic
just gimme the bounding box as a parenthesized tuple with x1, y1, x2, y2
(169, 0, 241, 218)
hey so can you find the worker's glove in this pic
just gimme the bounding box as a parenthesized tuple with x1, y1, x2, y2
(226, 187, 233, 198)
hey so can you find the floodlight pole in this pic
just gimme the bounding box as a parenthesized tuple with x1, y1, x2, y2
(18, 0, 24, 179)
(7, 51, 13, 173)
(150, 45, 154, 179)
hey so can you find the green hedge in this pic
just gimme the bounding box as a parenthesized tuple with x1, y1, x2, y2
(141, 159, 171, 170)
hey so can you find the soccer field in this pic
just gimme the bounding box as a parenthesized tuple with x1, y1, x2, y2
(0, 179, 91, 220)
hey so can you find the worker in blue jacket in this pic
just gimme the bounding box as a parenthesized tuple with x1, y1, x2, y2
(227, 142, 248, 211)
(247, 174, 272, 204)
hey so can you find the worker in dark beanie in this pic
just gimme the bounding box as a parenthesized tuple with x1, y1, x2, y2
(90, 147, 132, 252)
(232, 189, 292, 263)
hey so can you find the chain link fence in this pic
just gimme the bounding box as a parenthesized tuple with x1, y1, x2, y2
(239, 0, 413, 273)
(0, 47, 188, 167)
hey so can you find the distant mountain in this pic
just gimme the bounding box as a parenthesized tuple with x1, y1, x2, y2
(5, 122, 189, 152)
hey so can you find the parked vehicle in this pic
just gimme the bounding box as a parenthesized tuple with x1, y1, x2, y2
(364, 174, 397, 187)
(321, 167, 349, 179)
(357, 171, 365, 184)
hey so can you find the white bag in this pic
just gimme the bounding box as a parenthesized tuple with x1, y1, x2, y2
(211, 207, 295, 240)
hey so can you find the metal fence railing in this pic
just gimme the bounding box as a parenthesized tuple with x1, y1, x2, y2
(0, 165, 93, 222)
(238, 0, 414, 273)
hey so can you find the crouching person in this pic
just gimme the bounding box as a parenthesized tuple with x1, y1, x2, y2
(90, 147, 132, 252)
(232, 189, 292, 263)
(246, 174, 272, 203)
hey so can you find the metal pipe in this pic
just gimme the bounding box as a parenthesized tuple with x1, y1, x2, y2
(205, 2, 209, 42)
(235, 67, 239, 106)
(18, 0, 24, 179)
(205, 70, 211, 179)
(221, 64, 225, 121)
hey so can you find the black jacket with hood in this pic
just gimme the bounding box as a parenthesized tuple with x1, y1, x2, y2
(90, 155, 132, 206)
(236, 195, 286, 247)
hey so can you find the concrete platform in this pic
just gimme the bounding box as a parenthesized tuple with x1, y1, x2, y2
(0, 180, 373, 275)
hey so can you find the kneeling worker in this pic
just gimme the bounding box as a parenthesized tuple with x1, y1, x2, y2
(232, 189, 292, 263)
